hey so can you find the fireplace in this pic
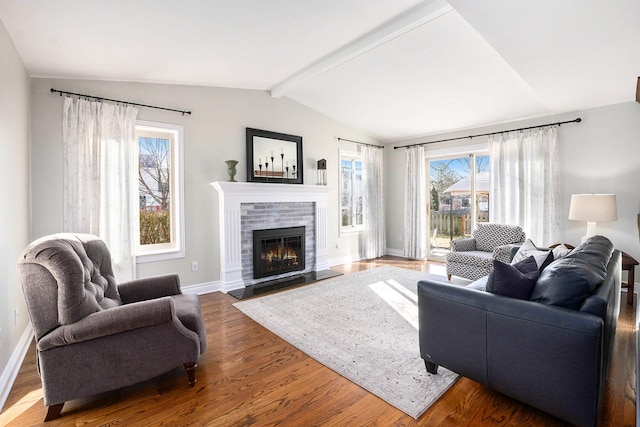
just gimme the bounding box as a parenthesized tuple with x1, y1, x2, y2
(253, 226, 306, 279)
(211, 181, 330, 292)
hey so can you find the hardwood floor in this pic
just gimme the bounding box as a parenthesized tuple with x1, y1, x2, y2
(1, 256, 636, 426)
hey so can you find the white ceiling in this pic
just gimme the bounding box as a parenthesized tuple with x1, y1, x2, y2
(1, 0, 638, 143)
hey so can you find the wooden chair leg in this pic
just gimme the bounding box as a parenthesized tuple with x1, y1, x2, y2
(44, 402, 64, 421)
(447, 274, 451, 280)
(184, 362, 197, 387)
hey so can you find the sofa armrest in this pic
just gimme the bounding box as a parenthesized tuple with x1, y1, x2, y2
(37, 297, 176, 350)
(118, 274, 181, 303)
(450, 238, 476, 252)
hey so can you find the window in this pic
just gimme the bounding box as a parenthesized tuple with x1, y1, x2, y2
(427, 150, 489, 260)
(340, 150, 364, 232)
(135, 121, 184, 262)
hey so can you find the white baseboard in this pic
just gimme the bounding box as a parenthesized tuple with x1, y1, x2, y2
(328, 254, 363, 267)
(0, 324, 33, 413)
(385, 248, 404, 257)
(329, 251, 413, 266)
(181, 281, 221, 295)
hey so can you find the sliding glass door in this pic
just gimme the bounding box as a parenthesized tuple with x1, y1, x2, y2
(427, 154, 489, 261)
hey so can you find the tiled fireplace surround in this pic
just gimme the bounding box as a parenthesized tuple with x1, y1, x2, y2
(211, 182, 330, 292)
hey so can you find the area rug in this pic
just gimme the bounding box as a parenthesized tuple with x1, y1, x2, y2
(233, 266, 464, 419)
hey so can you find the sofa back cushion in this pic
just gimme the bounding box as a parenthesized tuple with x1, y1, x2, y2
(473, 223, 526, 252)
(529, 235, 613, 309)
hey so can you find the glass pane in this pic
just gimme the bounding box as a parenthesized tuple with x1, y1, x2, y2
(138, 137, 171, 245)
(354, 160, 363, 226)
(428, 154, 491, 260)
(341, 159, 353, 227)
(475, 155, 490, 223)
(428, 156, 471, 260)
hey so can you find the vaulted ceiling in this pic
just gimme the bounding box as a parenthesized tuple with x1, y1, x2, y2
(1, 0, 638, 142)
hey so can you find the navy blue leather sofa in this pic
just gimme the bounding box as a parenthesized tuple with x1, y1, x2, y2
(418, 236, 621, 427)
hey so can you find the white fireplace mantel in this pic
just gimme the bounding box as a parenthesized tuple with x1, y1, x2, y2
(211, 181, 331, 292)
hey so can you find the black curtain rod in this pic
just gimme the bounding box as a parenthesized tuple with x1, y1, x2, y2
(50, 88, 192, 116)
(337, 137, 384, 149)
(393, 117, 582, 150)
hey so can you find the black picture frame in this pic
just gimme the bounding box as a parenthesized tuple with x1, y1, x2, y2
(246, 128, 303, 184)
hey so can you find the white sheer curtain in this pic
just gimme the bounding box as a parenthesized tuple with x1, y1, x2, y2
(63, 97, 139, 281)
(404, 146, 427, 259)
(359, 146, 385, 259)
(489, 127, 559, 245)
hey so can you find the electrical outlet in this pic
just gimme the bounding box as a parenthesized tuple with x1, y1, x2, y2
(397, 234, 402, 242)
(191, 261, 198, 272)
(14, 308, 19, 325)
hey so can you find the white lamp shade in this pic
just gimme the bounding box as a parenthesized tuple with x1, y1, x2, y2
(568, 194, 618, 222)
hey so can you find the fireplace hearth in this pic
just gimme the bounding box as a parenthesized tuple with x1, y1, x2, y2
(253, 226, 305, 279)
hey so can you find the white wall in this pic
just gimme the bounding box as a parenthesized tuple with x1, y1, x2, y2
(386, 102, 640, 271)
(29, 78, 379, 289)
(0, 19, 31, 408)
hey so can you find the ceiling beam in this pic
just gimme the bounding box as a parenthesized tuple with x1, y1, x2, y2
(269, 0, 453, 98)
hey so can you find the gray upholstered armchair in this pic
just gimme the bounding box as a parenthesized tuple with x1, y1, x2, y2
(17, 233, 207, 421)
(446, 223, 525, 280)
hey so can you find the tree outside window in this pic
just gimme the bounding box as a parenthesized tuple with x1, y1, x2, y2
(138, 136, 171, 245)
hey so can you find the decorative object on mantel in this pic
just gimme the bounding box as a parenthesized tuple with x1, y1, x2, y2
(225, 160, 239, 182)
(246, 127, 303, 184)
(317, 159, 327, 186)
(568, 193, 617, 242)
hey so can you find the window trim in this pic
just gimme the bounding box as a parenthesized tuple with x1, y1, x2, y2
(339, 149, 365, 234)
(135, 120, 185, 263)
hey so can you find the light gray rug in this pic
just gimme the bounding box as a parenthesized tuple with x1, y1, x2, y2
(233, 266, 462, 419)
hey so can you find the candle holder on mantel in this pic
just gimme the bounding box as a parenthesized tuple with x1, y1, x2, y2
(317, 159, 327, 186)
(225, 160, 239, 182)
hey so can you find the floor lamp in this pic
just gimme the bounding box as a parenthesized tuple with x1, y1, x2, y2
(568, 194, 618, 243)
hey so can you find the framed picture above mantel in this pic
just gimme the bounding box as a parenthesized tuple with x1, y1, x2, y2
(246, 128, 303, 184)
